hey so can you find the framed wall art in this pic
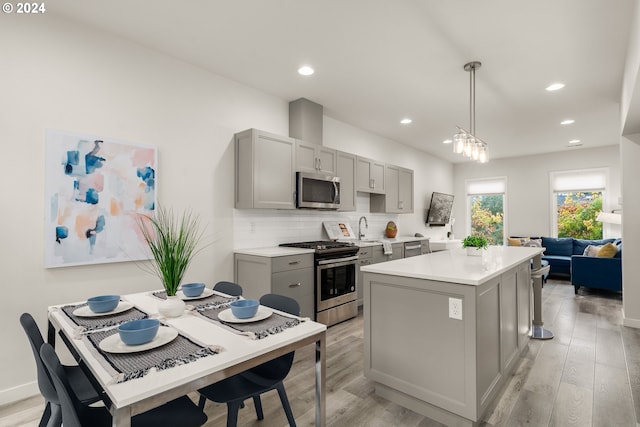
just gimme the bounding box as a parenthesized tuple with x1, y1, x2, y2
(44, 129, 157, 268)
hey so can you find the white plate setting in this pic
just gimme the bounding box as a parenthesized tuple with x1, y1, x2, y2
(98, 326, 179, 354)
(72, 302, 134, 318)
(176, 288, 214, 300)
(218, 306, 273, 323)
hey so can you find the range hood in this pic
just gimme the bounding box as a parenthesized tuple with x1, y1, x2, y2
(289, 98, 323, 145)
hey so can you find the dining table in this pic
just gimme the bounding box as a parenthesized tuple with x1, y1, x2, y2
(47, 289, 327, 427)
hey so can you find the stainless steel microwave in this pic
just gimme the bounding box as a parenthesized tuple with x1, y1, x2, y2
(296, 172, 341, 209)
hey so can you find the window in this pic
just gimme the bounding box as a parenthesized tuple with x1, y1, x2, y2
(550, 169, 607, 239)
(465, 177, 506, 245)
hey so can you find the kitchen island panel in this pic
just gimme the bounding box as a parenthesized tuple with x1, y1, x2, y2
(365, 274, 478, 420)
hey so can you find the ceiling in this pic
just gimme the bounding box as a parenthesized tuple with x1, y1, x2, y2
(50, 0, 636, 163)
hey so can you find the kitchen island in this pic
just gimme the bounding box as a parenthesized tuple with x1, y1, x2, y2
(361, 246, 544, 427)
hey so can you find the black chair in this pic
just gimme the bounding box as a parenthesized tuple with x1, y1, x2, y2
(40, 343, 208, 427)
(213, 281, 243, 296)
(198, 293, 299, 427)
(20, 313, 103, 427)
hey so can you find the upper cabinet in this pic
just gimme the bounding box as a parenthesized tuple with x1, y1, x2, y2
(356, 156, 385, 194)
(235, 129, 296, 209)
(371, 164, 414, 214)
(295, 141, 337, 175)
(336, 151, 357, 211)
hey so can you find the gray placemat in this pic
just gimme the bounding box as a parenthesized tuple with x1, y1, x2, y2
(152, 291, 239, 309)
(60, 303, 148, 333)
(198, 306, 302, 340)
(87, 327, 220, 383)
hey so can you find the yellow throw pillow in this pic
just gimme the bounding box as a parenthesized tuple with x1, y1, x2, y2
(596, 242, 617, 258)
(508, 237, 529, 246)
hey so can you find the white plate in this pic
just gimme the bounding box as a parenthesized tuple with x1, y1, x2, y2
(176, 288, 214, 300)
(72, 302, 134, 318)
(98, 326, 179, 354)
(218, 306, 273, 323)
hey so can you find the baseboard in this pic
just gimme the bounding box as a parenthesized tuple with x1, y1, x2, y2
(622, 311, 640, 329)
(0, 381, 39, 406)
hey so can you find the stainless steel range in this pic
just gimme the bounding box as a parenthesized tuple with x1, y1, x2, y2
(280, 241, 359, 326)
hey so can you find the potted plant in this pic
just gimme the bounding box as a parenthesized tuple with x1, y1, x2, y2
(137, 206, 205, 317)
(462, 234, 488, 256)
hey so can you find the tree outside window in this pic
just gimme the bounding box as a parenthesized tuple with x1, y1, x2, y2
(470, 194, 504, 245)
(556, 191, 602, 239)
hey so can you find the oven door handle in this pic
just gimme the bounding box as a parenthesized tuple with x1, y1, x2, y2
(332, 180, 339, 204)
(317, 255, 359, 266)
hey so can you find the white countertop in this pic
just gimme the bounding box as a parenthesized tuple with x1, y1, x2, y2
(235, 236, 430, 255)
(233, 247, 315, 257)
(340, 235, 430, 247)
(360, 245, 544, 285)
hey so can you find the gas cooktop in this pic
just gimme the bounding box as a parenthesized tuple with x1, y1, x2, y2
(279, 240, 359, 257)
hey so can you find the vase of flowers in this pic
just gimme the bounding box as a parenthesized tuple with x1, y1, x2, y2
(462, 235, 488, 256)
(137, 206, 204, 317)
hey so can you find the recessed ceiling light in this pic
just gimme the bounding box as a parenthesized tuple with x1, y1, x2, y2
(442, 139, 453, 144)
(297, 65, 314, 76)
(561, 119, 575, 125)
(546, 83, 565, 91)
(400, 118, 412, 124)
(569, 139, 581, 144)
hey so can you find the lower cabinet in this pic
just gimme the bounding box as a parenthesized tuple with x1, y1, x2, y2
(357, 246, 373, 304)
(372, 243, 404, 263)
(234, 253, 315, 319)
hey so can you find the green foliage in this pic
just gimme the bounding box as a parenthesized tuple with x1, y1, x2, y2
(557, 192, 602, 239)
(470, 195, 504, 245)
(462, 234, 488, 249)
(137, 207, 204, 296)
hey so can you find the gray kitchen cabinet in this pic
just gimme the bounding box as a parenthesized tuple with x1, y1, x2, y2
(356, 246, 373, 304)
(296, 141, 337, 175)
(370, 164, 414, 213)
(356, 156, 385, 194)
(421, 238, 431, 254)
(336, 150, 357, 211)
(372, 243, 404, 264)
(235, 129, 296, 209)
(234, 252, 315, 318)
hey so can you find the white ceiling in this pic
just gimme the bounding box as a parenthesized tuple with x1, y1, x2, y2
(50, 0, 636, 163)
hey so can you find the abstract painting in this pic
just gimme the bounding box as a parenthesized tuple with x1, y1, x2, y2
(45, 129, 156, 267)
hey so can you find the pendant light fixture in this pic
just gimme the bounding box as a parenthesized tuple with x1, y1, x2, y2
(453, 61, 488, 163)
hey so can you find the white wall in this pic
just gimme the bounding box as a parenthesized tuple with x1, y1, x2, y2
(621, 136, 640, 327)
(452, 146, 621, 239)
(0, 15, 453, 404)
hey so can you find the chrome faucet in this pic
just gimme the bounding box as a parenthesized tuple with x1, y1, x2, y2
(358, 216, 368, 240)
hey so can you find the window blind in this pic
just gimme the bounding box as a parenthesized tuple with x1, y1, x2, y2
(551, 169, 607, 192)
(466, 177, 506, 195)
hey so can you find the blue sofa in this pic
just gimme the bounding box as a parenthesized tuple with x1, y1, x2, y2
(540, 237, 622, 294)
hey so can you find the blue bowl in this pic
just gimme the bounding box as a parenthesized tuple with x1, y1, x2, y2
(87, 295, 120, 313)
(118, 319, 160, 346)
(229, 299, 259, 319)
(181, 282, 205, 297)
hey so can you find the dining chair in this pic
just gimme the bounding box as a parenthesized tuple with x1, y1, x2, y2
(20, 313, 103, 427)
(40, 343, 208, 427)
(197, 293, 299, 427)
(213, 281, 243, 296)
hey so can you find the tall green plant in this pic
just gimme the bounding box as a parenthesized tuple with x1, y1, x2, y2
(137, 207, 204, 296)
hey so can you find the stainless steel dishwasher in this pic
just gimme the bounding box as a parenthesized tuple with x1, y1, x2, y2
(404, 241, 424, 257)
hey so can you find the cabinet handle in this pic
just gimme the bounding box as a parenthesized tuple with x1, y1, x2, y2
(288, 260, 300, 265)
(398, 201, 404, 210)
(369, 178, 374, 189)
(315, 158, 319, 170)
(289, 282, 302, 288)
(318, 158, 322, 171)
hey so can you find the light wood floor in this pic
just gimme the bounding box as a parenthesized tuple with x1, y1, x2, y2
(2, 279, 639, 427)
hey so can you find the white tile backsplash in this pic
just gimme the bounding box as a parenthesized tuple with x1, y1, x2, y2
(233, 194, 399, 249)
